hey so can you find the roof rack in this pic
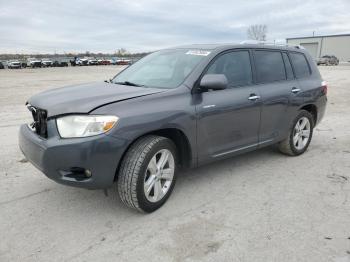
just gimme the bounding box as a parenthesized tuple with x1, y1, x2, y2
(240, 40, 305, 49)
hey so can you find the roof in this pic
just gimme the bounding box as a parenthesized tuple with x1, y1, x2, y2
(169, 43, 232, 50)
(169, 43, 304, 52)
(286, 33, 350, 40)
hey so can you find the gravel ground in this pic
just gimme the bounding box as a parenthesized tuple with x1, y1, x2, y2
(0, 65, 349, 262)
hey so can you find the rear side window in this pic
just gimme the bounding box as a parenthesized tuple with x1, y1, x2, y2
(289, 52, 311, 79)
(206, 51, 252, 87)
(282, 53, 294, 80)
(254, 51, 286, 83)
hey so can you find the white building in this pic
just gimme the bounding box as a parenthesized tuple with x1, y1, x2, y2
(286, 34, 350, 62)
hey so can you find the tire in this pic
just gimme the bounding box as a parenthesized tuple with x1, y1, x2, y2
(278, 110, 314, 156)
(117, 135, 178, 213)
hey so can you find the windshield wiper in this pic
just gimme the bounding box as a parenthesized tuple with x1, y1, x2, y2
(114, 81, 144, 87)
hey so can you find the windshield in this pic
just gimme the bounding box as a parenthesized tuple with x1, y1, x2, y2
(112, 49, 209, 89)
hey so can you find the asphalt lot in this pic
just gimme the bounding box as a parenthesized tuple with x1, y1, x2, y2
(0, 65, 349, 262)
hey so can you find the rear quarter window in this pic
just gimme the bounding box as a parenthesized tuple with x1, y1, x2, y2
(254, 50, 286, 83)
(289, 52, 311, 79)
(282, 53, 294, 80)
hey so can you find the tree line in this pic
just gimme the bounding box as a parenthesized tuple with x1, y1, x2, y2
(0, 49, 149, 60)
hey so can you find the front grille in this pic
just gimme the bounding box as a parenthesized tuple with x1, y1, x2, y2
(27, 104, 48, 138)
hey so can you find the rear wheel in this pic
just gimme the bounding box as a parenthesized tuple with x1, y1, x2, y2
(278, 110, 314, 156)
(117, 135, 177, 213)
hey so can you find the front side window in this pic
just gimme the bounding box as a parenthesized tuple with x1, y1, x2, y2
(112, 49, 208, 89)
(254, 50, 286, 83)
(205, 51, 252, 87)
(290, 52, 311, 79)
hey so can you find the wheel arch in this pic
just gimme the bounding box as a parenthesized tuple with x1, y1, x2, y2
(300, 104, 317, 124)
(114, 128, 193, 181)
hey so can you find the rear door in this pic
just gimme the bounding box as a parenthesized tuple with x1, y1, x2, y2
(196, 50, 261, 163)
(253, 50, 300, 143)
(289, 51, 316, 106)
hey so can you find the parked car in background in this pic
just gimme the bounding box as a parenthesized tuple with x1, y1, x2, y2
(116, 58, 131, 65)
(87, 58, 99, 66)
(98, 58, 111, 65)
(0, 61, 5, 69)
(76, 58, 88, 66)
(70, 57, 78, 66)
(19, 44, 327, 213)
(109, 58, 118, 65)
(41, 58, 53, 67)
(317, 55, 339, 66)
(8, 60, 22, 69)
(28, 58, 42, 68)
(52, 58, 69, 67)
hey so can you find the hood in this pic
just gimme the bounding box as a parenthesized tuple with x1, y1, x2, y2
(28, 82, 165, 118)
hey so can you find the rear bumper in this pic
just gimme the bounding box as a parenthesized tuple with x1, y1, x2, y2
(19, 124, 129, 189)
(316, 95, 327, 126)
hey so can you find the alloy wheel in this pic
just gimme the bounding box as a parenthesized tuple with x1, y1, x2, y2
(293, 117, 311, 150)
(144, 149, 175, 203)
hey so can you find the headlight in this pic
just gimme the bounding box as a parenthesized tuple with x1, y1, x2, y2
(56, 115, 119, 138)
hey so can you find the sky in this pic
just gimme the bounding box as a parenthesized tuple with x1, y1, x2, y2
(0, 0, 349, 54)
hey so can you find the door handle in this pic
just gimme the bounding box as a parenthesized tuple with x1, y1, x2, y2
(248, 94, 260, 101)
(291, 87, 301, 94)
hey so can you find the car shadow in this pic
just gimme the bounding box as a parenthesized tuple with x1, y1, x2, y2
(39, 145, 283, 216)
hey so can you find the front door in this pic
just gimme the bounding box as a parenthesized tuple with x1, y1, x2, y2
(195, 50, 261, 164)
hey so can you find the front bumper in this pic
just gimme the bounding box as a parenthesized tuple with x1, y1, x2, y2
(19, 123, 129, 189)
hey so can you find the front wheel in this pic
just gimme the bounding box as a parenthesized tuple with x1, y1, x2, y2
(117, 135, 177, 213)
(278, 110, 314, 156)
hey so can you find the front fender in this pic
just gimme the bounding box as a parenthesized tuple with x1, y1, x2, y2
(93, 86, 197, 166)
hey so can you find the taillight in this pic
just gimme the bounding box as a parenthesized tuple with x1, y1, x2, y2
(321, 80, 327, 95)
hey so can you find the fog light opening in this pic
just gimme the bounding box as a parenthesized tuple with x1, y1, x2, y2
(62, 167, 92, 181)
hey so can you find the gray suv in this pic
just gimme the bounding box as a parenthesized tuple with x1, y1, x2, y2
(19, 44, 327, 212)
(317, 55, 339, 66)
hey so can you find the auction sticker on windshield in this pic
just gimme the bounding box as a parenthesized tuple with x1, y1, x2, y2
(186, 50, 211, 56)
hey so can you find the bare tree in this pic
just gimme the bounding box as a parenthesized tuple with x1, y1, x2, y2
(247, 24, 267, 41)
(116, 48, 128, 56)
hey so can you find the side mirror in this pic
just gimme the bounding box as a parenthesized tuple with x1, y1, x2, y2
(200, 74, 228, 90)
